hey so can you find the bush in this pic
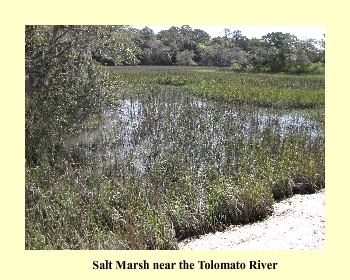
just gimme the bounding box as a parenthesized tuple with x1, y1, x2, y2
(309, 62, 325, 74)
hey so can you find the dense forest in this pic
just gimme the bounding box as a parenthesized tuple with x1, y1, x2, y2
(100, 25, 325, 73)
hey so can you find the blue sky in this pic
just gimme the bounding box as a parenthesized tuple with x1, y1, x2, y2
(132, 25, 325, 41)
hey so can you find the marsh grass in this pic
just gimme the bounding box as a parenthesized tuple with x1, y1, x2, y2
(26, 66, 325, 249)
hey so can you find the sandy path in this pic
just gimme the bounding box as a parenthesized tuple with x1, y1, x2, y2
(179, 189, 325, 250)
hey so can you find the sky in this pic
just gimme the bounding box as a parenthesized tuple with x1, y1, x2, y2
(132, 25, 325, 41)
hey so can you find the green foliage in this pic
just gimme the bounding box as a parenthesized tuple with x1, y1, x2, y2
(132, 26, 325, 70)
(26, 66, 324, 250)
(25, 25, 140, 166)
(309, 62, 325, 74)
(176, 50, 196, 66)
(116, 67, 325, 109)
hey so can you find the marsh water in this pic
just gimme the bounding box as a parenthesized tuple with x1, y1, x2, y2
(66, 89, 324, 182)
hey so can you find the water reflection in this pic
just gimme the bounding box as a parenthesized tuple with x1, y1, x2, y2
(69, 94, 324, 177)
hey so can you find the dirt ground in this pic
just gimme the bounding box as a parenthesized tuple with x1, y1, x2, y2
(179, 189, 325, 250)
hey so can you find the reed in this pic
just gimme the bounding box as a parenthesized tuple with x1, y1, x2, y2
(25, 66, 325, 249)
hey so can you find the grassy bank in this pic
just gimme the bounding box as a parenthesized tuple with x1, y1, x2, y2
(25, 66, 325, 249)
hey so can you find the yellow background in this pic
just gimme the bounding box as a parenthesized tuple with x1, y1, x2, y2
(1, 1, 348, 279)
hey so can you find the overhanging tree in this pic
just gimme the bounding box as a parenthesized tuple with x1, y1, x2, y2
(25, 25, 141, 166)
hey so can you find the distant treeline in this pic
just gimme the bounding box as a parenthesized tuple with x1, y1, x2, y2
(96, 25, 325, 73)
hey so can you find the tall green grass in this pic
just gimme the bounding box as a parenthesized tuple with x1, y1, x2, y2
(25, 66, 325, 249)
